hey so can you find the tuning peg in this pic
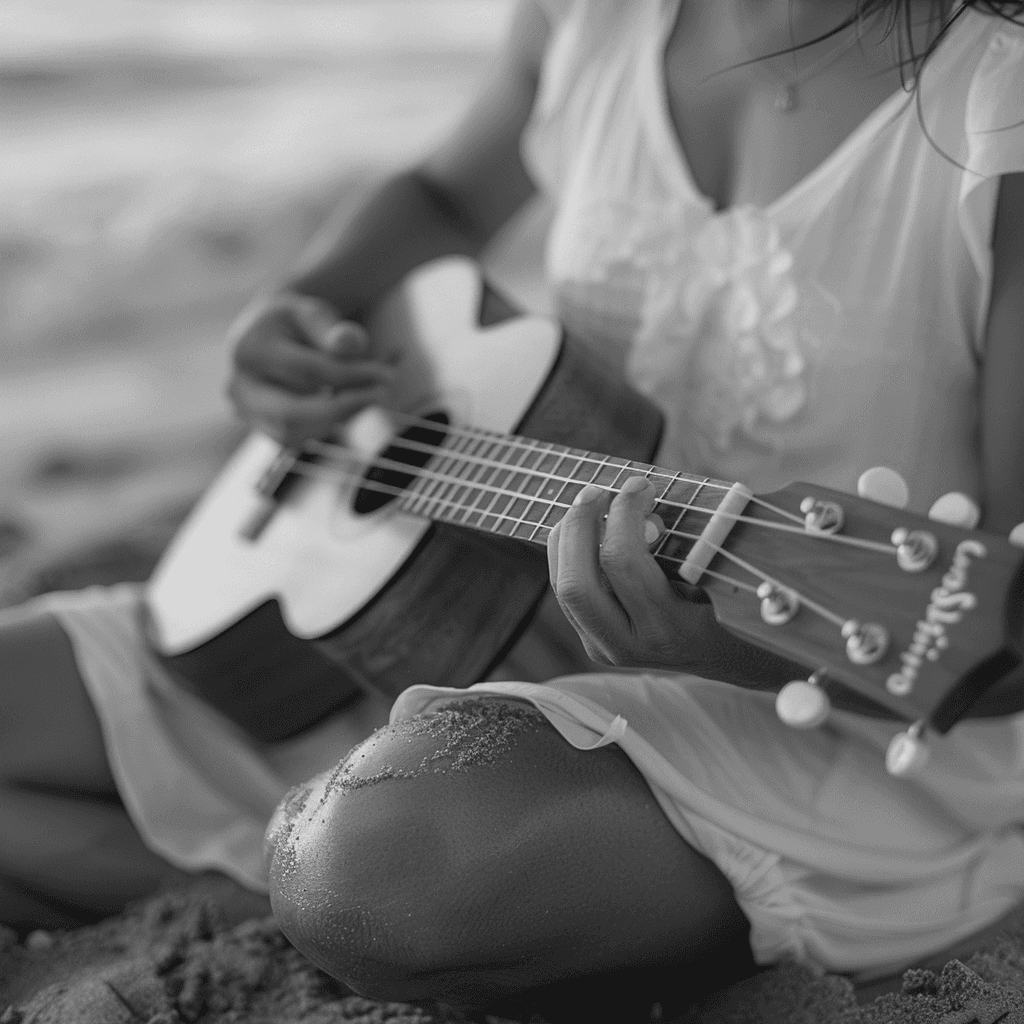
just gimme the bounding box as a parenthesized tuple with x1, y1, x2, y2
(776, 669, 831, 729)
(885, 722, 929, 776)
(1009, 523, 1024, 548)
(857, 467, 909, 509)
(928, 492, 981, 530)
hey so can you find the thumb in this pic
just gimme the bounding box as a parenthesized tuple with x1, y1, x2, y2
(287, 293, 369, 358)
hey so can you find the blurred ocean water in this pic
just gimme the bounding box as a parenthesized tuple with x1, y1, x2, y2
(0, 0, 513, 361)
(0, 0, 520, 588)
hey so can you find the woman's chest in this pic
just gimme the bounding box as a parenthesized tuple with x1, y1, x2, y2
(660, 1, 920, 211)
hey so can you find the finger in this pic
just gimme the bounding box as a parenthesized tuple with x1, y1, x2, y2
(553, 485, 630, 652)
(234, 306, 389, 393)
(600, 476, 675, 614)
(253, 337, 393, 395)
(546, 518, 562, 590)
(289, 295, 371, 359)
(228, 374, 389, 444)
(546, 523, 611, 664)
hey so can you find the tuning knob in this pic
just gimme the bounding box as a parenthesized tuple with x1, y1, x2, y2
(928, 492, 981, 529)
(1010, 523, 1024, 548)
(857, 467, 909, 509)
(776, 670, 831, 729)
(886, 722, 929, 776)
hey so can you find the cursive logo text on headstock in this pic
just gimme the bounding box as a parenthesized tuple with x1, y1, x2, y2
(886, 539, 986, 697)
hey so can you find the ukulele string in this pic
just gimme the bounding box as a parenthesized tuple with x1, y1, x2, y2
(282, 457, 760, 597)
(302, 434, 898, 557)
(281, 454, 852, 632)
(304, 411, 809, 527)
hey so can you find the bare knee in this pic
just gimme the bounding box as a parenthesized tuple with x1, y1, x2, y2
(264, 699, 559, 1001)
(264, 696, 749, 1006)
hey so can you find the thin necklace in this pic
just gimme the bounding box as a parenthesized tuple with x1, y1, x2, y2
(743, 21, 862, 113)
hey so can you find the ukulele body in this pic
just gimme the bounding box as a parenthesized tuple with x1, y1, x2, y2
(146, 259, 663, 741)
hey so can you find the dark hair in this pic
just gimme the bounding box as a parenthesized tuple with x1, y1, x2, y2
(781, 2, 1024, 85)
(747, 2, 1024, 166)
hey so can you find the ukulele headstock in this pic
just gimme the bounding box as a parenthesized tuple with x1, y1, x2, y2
(699, 480, 1024, 732)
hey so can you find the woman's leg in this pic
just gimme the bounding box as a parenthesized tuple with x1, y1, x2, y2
(0, 609, 189, 928)
(266, 698, 755, 1019)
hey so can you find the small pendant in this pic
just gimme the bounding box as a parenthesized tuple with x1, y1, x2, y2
(774, 84, 798, 113)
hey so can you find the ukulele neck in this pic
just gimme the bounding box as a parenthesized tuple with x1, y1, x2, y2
(394, 427, 735, 577)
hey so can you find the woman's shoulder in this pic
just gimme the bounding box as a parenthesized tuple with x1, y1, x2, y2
(908, 7, 1024, 182)
(928, 6, 1024, 100)
(941, 8, 1024, 174)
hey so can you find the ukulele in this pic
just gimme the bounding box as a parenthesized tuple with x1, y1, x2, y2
(145, 258, 1024, 774)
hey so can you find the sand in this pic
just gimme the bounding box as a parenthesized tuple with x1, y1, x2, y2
(3, 866, 1024, 1023)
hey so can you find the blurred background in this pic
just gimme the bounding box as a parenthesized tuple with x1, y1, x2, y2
(0, 0, 548, 605)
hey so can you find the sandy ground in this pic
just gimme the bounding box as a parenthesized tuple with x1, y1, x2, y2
(3, 874, 1024, 1023)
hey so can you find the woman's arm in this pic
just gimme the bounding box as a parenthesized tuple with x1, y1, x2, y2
(952, 172, 1024, 718)
(227, 1, 552, 441)
(286, 0, 551, 317)
(979, 171, 1024, 536)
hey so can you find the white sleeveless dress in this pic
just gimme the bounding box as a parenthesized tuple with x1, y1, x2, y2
(8, 0, 1024, 982)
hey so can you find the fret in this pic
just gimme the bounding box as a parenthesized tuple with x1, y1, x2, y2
(507, 452, 554, 539)
(467, 434, 511, 523)
(444, 431, 490, 524)
(423, 430, 473, 519)
(653, 475, 711, 569)
(535, 446, 569, 499)
(399, 422, 459, 519)
(499, 440, 543, 525)
(492, 438, 538, 536)
(553, 448, 600, 507)
(459, 435, 503, 528)
(490, 437, 527, 498)
(517, 440, 567, 535)
(404, 438, 449, 519)
(526, 446, 576, 542)
(400, 450, 437, 519)
(472, 438, 514, 531)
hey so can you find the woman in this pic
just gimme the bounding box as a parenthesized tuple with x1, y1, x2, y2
(2, 0, 1023, 1018)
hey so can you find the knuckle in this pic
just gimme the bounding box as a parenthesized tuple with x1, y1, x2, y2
(555, 577, 588, 609)
(598, 537, 631, 572)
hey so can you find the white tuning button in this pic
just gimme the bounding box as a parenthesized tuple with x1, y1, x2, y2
(1009, 523, 1024, 549)
(885, 723, 929, 776)
(776, 673, 831, 729)
(857, 467, 909, 509)
(928, 492, 981, 530)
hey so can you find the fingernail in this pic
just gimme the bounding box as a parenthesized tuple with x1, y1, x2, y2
(572, 485, 604, 506)
(644, 516, 663, 545)
(620, 476, 654, 496)
(328, 323, 369, 356)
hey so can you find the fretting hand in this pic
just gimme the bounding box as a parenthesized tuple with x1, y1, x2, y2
(547, 476, 804, 689)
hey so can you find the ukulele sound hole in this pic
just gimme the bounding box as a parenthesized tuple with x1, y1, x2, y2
(353, 411, 450, 514)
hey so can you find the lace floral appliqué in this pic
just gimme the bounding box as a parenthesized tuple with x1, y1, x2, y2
(626, 204, 815, 452)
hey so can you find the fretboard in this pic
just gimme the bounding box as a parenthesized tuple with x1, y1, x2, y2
(395, 427, 732, 576)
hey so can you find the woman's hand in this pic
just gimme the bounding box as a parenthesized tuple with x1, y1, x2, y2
(226, 291, 394, 447)
(547, 476, 806, 690)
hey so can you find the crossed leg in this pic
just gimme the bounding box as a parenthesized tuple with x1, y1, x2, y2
(0, 609, 190, 930)
(265, 697, 755, 1019)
